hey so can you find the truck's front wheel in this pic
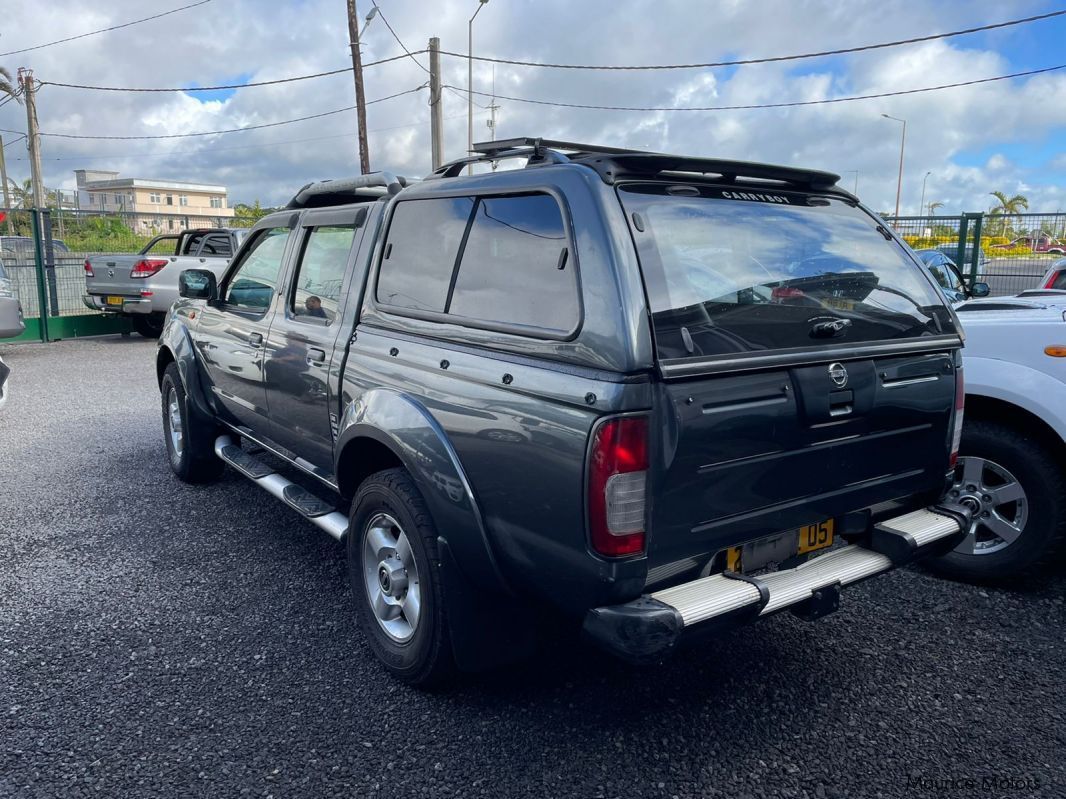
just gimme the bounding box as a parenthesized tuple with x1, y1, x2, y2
(347, 468, 454, 687)
(161, 363, 224, 484)
(930, 419, 1066, 581)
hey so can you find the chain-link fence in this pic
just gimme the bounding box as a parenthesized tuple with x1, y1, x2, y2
(887, 211, 1066, 296)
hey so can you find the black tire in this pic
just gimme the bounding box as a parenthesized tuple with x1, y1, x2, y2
(347, 468, 455, 687)
(133, 313, 165, 339)
(160, 363, 224, 484)
(928, 418, 1066, 582)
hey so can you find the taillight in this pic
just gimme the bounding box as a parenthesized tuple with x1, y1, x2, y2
(950, 367, 965, 468)
(130, 259, 167, 278)
(588, 416, 648, 557)
(83, 259, 94, 277)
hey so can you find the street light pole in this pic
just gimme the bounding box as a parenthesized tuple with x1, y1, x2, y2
(919, 171, 931, 217)
(881, 113, 906, 220)
(467, 0, 490, 175)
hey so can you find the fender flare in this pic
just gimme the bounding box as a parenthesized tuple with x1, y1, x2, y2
(964, 355, 1066, 448)
(335, 387, 511, 596)
(157, 319, 215, 421)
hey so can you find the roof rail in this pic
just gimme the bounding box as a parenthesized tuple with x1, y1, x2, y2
(430, 136, 842, 193)
(285, 172, 406, 209)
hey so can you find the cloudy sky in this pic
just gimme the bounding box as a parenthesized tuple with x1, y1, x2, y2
(1, 0, 1064, 213)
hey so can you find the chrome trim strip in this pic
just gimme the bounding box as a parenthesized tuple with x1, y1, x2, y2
(881, 374, 940, 389)
(659, 336, 961, 379)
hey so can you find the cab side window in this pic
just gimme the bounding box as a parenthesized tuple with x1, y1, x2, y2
(223, 227, 291, 311)
(289, 225, 357, 324)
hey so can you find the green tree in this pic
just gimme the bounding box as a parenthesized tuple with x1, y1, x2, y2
(927, 201, 945, 215)
(233, 199, 271, 226)
(988, 191, 1029, 236)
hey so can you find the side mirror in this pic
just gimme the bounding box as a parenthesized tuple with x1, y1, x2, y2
(179, 269, 218, 301)
(970, 282, 991, 298)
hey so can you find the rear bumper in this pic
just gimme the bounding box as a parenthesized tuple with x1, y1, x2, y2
(83, 294, 154, 315)
(583, 505, 970, 663)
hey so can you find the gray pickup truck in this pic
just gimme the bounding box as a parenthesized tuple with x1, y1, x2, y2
(84, 228, 247, 337)
(157, 138, 972, 686)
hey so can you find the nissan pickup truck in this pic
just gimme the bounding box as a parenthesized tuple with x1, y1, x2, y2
(84, 228, 248, 337)
(930, 290, 1066, 581)
(156, 138, 971, 686)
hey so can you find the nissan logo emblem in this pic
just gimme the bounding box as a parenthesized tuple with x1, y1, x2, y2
(828, 362, 848, 388)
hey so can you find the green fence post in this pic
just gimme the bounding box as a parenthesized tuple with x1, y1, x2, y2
(30, 209, 50, 343)
(968, 213, 983, 285)
(955, 215, 969, 280)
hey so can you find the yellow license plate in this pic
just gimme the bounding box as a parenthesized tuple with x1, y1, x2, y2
(797, 519, 834, 554)
(824, 297, 856, 311)
(105, 295, 124, 306)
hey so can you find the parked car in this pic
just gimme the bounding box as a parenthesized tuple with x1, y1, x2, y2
(156, 139, 970, 685)
(991, 234, 1066, 255)
(0, 354, 8, 412)
(914, 249, 989, 304)
(0, 235, 71, 263)
(931, 292, 1066, 581)
(84, 228, 249, 337)
(1039, 258, 1066, 290)
(0, 258, 25, 338)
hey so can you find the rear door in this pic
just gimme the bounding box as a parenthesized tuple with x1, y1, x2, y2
(618, 184, 962, 565)
(263, 207, 367, 472)
(193, 225, 295, 430)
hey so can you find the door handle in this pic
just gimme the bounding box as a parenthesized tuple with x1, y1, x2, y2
(248, 332, 263, 346)
(307, 347, 326, 364)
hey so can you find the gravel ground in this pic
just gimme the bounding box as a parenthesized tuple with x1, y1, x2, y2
(1, 337, 1064, 799)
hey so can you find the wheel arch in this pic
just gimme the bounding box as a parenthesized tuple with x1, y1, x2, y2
(335, 388, 511, 596)
(964, 393, 1066, 466)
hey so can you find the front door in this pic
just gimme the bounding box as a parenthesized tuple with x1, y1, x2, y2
(264, 212, 365, 473)
(193, 225, 294, 430)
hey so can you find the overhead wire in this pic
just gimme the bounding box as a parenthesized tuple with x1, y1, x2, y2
(436, 8, 1066, 71)
(442, 63, 1066, 112)
(0, 0, 213, 57)
(0, 85, 426, 141)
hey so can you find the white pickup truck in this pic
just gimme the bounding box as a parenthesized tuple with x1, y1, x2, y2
(932, 290, 1066, 580)
(83, 228, 248, 337)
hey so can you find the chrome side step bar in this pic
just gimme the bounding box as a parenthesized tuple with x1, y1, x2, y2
(214, 435, 348, 541)
(651, 507, 965, 628)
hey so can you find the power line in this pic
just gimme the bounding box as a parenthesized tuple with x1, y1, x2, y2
(437, 8, 1066, 71)
(443, 63, 1066, 111)
(37, 51, 424, 93)
(0, 85, 426, 141)
(0, 0, 213, 57)
(7, 109, 486, 162)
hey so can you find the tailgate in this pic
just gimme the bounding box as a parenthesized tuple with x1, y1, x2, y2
(85, 255, 143, 296)
(649, 351, 957, 566)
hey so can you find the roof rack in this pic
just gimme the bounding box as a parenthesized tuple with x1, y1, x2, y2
(285, 172, 406, 209)
(430, 136, 842, 192)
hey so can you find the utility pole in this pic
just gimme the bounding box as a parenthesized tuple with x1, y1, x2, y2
(346, 0, 371, 174)
(428, 37, 444, 171)
(0, 138, 14, 233)
(20, 68, 46, 209)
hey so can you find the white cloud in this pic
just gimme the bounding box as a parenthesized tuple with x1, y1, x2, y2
(0, 0, 1062, 214)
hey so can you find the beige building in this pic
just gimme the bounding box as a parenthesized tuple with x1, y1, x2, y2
(74, 170, 234, 232)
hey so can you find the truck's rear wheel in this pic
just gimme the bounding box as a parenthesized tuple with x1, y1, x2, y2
(929, 419, 1066, 581)
(347, 468, 454, 687)
(134, 313, 165, 338)
(161, 363, 224, 484)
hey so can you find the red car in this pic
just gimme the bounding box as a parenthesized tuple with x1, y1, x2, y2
(1040, 258, 1066, 289)
(993, 234, 1066, 254)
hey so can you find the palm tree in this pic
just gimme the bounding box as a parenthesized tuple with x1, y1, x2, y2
(928, 201, 945, 215)
(0, 67, 18, 103)
(988, 191, 1029, 237)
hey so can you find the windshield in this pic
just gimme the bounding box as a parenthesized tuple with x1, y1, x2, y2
(620, 184, 955, 360)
